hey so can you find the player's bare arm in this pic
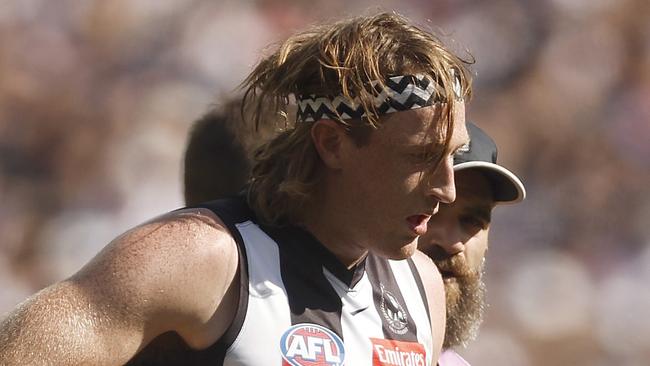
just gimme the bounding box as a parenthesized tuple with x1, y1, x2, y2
(412, 249, 447, 363)
(0, 208, 239, 366)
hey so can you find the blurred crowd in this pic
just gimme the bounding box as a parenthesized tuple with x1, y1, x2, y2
(1, 0, 649, 365)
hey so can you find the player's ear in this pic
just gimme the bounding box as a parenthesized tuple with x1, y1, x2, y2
(311, 119, 348, 170)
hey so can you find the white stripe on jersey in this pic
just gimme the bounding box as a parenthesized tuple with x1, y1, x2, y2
(325, 268, 385, 365)
(389, 259, 434, 366)
(224, 221, 291, 365)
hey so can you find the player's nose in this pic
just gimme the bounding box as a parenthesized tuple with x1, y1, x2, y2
(421, 218, 465, 256)
(425, 155, 456, 204)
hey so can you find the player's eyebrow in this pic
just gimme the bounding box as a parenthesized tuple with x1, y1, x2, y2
(403, 127, 469, 155)
(403, 141, 441, 151)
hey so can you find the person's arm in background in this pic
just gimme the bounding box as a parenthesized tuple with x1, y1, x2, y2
(412, 250, 447, 364)
(0, 208, 239, 366)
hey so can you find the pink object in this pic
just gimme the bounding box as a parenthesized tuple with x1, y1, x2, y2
(438, 349, 471, 366)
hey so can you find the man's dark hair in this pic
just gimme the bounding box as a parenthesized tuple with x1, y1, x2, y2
(183, 105, 250, 205)
(183, 97, 277, 205)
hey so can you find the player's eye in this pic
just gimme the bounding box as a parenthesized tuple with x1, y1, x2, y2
(409, 150, 442, 164)
(453, 142, 470, 156)
(460, 215, 487, 231)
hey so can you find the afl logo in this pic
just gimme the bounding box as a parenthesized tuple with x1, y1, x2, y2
(280, 323, 345, 366)
(380, 284, 408, 335)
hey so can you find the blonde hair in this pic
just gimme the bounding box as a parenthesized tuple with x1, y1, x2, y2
(242, 12, 473, 226)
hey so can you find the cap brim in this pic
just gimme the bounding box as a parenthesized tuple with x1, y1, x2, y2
(454, 161, 526, 204)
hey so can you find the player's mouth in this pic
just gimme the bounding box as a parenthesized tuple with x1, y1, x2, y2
(439, 269, 455, 279)
(440, 270, 460, 283)
(406, 214, 431, 236)
(435, 259, 471, 281)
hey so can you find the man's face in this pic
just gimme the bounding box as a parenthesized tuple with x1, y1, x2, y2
(336, 102, 468, 260)
(418, 169, 495, 348)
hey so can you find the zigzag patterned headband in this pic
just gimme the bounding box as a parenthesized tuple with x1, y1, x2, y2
(296, 72, 462, 123)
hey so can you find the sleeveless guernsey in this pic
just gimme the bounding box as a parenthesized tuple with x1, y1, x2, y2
(126, 197, 436, 366)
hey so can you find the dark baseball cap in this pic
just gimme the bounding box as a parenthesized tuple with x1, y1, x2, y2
(453, 122, 526, 204)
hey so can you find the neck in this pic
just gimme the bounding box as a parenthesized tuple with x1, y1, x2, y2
(300, 193, 368, 269)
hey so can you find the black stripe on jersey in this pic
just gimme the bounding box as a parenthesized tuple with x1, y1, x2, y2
(407, 257, 431, 324)
(366, 254, 420, 342)
(261, 225, 348, 339)
(195, 197, 251, 363)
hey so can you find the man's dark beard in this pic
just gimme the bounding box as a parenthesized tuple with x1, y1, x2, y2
(429, 248, 486, 349)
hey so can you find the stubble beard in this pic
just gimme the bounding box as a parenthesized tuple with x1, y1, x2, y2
(439, 259, 487, 349)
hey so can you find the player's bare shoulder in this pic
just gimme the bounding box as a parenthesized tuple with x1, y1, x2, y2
(0, 208, 240, 365)
(412, 249, 446, 361)
(97, 207, 239, 278)
(72, 207, 240, 348)
(411, 250, 443, 283)
(410, 249, 444, 307)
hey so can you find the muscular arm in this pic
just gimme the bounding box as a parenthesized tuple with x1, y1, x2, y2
(412, 250, 446, 364)
(0, 208, 239, 365)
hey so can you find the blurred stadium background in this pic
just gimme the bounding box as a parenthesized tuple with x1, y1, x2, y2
(1, 0, 649, 365)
